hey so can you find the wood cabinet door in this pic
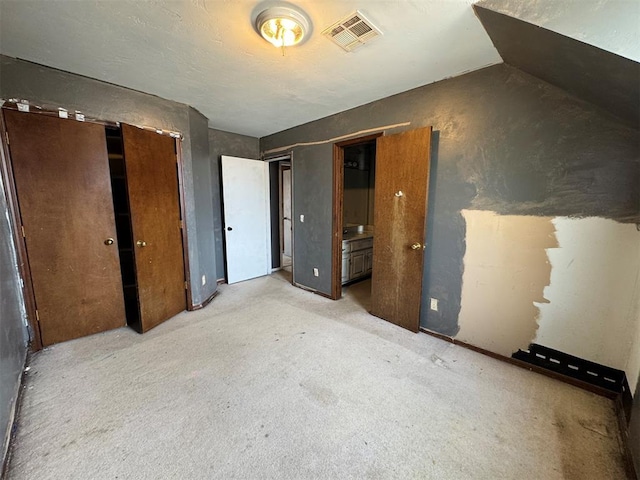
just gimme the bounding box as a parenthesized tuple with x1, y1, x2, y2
(4, 110, 125, 346)
(370, 127, 432, 332)
(365, 251, 373, 273)
(350, 251, 366, 278)
(121, 124, 186, 332)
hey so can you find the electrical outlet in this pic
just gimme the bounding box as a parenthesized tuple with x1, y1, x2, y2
(300, 214, 305, 223)
(201, 275, 206, 286)
(313, 268, 319, 277)
(430, 298, 438, 311)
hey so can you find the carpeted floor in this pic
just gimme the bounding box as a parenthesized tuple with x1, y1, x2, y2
(6, 273, 630, 479)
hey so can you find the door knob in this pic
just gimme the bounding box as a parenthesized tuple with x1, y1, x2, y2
(104, 238, 114, 246)
(227, 227, 233, 231)
(137, 240, 147, 247)
(411, 243, 423, 250)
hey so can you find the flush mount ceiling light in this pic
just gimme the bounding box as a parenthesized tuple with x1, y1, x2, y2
(255, 5, 311, 53)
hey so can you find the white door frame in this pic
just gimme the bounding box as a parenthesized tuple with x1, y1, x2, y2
(265, 154, 293, 280)
(280, 163, 292, 263)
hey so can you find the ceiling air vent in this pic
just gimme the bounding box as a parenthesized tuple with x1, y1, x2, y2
(322, 11, 382, 52)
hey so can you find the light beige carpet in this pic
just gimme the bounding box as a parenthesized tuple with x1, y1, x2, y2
(6, 273, 630, 479)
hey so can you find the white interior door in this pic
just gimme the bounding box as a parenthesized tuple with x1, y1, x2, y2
(282, 168, 292, 258)
(221, 155, 270, 284)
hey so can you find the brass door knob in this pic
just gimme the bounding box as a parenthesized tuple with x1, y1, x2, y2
(104, 238, 114, 246)
(137, 240, 147, 247)
(411, 243, 422, 250)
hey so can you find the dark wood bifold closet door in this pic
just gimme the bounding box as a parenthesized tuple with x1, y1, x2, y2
(121, 124, 186, 332)
(370, 126, 432, 332)
(4, 110, 126, 346)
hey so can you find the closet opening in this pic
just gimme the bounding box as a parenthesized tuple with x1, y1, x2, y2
(106, 126, 141, 331)
(1, 103, 189, 348)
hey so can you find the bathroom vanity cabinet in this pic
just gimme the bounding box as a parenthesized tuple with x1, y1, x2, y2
(341, 234, 373, 285)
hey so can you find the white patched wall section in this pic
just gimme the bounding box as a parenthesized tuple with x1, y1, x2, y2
(535, 217, 640, 391)
(456, 210, 640, 392)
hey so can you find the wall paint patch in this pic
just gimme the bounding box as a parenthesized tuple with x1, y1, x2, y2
(457, 210, 557, 357)
(534, 216, 640, 373)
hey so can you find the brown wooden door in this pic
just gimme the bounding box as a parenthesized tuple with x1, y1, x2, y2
(121, 124, 186, 332)
(4, 110, 126, 346)
(370, 126, 432, 332)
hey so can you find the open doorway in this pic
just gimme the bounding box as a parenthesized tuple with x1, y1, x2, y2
(280, 162, 292, 272)
(341, 139, 377, 312)
(332, 127, 433, 332)
(268, 155, 294, 285)
(331, 134, 381, 302)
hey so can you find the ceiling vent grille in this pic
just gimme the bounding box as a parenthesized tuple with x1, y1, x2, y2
(322, 11, 382, 52)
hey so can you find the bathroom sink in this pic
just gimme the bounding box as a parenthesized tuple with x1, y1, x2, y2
(343, 224, 373, 240)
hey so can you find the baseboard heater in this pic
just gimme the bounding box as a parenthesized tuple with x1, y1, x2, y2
(513, 343, 632, 420)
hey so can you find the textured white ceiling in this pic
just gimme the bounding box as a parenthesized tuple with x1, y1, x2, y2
(0, 0, 502, 137)
(478, 0, 640, 62)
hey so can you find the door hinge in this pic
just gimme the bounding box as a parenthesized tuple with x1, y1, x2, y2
(21, 225, 25, 238)
(35, 309, 40, 322)
(180, 220, 184, 230)
(184, 281, 189, 290)
(4, 131, 9, 145)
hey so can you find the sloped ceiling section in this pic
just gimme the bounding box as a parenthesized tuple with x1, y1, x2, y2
(477, 0, 640, 62)
(473, 3, 640, 127)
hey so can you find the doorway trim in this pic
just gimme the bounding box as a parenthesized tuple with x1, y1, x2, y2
(265, 153, 294, 285)
(331, 133, 382, 301)
(279, 162, 292, 274)
(174, 139, 195, 310)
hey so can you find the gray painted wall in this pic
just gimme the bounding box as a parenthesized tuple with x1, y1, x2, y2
(208, 129, 260, 281)
(290, 144, 334, 293)
(0, 174, 28, 463)
(261, 63, 639, 335)
(188, 107, 217, 300)
(0, 55, 216, 306)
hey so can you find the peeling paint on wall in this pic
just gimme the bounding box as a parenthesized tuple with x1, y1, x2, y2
(535, 217, 640, 372)
(457, 210, 557, 356)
